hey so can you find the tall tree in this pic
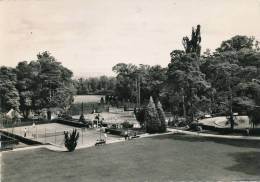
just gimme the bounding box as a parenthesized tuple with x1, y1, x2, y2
(167, 53, 211, 120)
(0, 67, 20, 112)
(16, 61, 36, 118)
(156, 100, 166, 132)
(182, 25, 202, 56)
(112, 63, 138, 102)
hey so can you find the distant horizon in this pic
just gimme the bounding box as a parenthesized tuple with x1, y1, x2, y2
(1, 0, 260, 77)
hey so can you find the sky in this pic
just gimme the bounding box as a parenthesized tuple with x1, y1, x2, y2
(1, 0, 260, 78)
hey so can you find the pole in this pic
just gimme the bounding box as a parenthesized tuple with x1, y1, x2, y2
(55, 128, 56, 144)
(45, 128, 46, 143)
(138, 76, 141, 108)
(136, 78, 138, 108)
(82, 130, 83, 144)
(181, 88, 186, 120)
(100, 127, 101, 140)
(229, 84, 234, 130)
(228, 76, 234, 130)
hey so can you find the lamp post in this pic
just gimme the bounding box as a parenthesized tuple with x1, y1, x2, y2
(181, 88, 186, 121)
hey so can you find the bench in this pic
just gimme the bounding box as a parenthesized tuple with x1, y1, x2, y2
(95, 139, 106, 146)
(129, 135, 140, 140)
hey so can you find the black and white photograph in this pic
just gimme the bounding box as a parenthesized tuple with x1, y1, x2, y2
(1, 0, 260, 181)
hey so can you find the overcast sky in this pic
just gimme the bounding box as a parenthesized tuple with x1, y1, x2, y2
(1, 0, 260, 77)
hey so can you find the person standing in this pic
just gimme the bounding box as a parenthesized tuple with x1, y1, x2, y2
(124, 130, 128, 140)
(24, 128, 27, 137)
(104, 133, 107, 142)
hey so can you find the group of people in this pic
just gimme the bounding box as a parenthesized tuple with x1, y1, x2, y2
(23, 122, 36, 138)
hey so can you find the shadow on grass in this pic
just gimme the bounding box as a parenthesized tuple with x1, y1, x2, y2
(226, 151, 260, 176)
(152, 134, 260, 149)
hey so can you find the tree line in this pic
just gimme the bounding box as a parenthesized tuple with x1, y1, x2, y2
(1, 25, 260, 126)
(73, 76, 116, 95)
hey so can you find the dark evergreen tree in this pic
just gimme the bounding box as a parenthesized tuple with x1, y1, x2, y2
(248, 107, 260, 128)
(144, 96, 161, 133)
(182, 25, 202, 56)
(64, 129, 79, 152)
(78, 102, 86, 124)
(100, 97, 105, 105)
(156, 100, 167, 132)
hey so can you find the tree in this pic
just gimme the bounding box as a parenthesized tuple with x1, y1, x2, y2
(167, 53, 211, 120)
(166, 25, 212, 119)
(33, 51, 75, 118)
(112, 63, 166, 105)
(144, 96, 161, 133)
(182, 25, 202, 56)
(144, 65, 167, 101)
(248, 107, 260, 128)
(0, 66, 20, 112)
(100, 97, 105, 105)
(201, 46, 260, 115)
(112, 63, 138, 102)
(16, 61, 39, 118)
(64, 129, 79, 152)
(216, 35, 256, 52)
(156, 100, 166, 132)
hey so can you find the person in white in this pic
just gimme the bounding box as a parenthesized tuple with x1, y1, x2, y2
(104, 133, 107, 142)
(24, 128, 27, 137)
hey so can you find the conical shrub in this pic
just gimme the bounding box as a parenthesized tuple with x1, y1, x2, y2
(156, 100, 167, 133)
(144, 96, 161, 133)
(64, 129, 79, 152)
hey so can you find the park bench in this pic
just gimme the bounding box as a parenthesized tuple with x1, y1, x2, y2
(128, 134, 140, 140)
(130, 135, 140, 139)
(95, 139, 106, 146)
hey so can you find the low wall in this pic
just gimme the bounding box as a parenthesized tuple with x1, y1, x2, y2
(0, 130, 42, 145)
(56, 119, 87, 128)
(201, 124, 260, 136)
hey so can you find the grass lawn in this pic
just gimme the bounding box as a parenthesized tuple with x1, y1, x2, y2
(2, 134, 260, 182)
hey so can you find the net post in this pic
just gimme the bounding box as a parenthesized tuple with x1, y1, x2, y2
(54, 128, 56, 144)
(45, 128, 46, 143)
(81, 129, 83, 144)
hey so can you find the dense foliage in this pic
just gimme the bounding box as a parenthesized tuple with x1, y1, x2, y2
(143, 97, 167, 133)
(0, 51, 75, 119)
(112, 63, 166, 104)
(0, 67, 20, 112)
(1, 25, 260, 128)
(144, 97, 161, 133)
(112, 26, 260, 127)
(74, 76, 116, 95)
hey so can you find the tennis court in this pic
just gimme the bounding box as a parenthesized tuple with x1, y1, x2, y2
(3, 123, 123, 148)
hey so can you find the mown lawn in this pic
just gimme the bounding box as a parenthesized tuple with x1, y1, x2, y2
(2, 134, 260, 182)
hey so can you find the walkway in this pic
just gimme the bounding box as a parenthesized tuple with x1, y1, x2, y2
(168, 128, 260, 140)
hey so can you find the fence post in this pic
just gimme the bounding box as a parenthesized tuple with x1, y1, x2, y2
(54, 128, 56, 144)
(36, 126, 38, 139)
(45, 128, 46, 143)
(82, 130, 83, 144)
